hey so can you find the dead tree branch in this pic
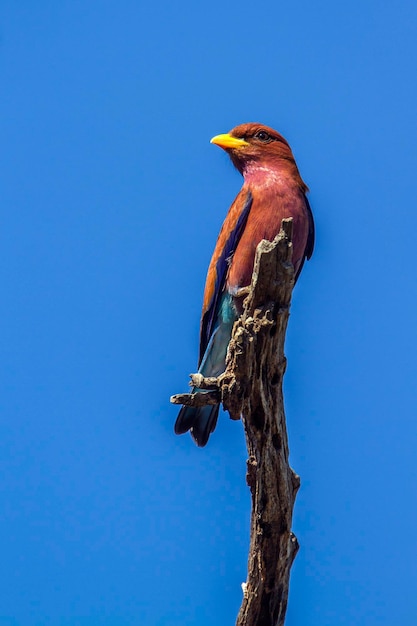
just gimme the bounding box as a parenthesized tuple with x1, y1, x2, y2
(172, 218, 300, 626)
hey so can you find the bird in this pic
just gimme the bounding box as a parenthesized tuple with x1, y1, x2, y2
(174, 123, 314, 447)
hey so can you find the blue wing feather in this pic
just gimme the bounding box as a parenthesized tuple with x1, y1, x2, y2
(175, 190, 252, 447)
(199, 190, 252, 365)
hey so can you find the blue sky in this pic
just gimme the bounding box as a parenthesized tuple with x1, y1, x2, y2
(1, 1, 417, 624)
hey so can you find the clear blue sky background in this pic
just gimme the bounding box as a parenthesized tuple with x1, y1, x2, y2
(1, 1, 417, 624)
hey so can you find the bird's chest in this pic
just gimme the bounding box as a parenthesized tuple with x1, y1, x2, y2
(227, 184, 308, 290)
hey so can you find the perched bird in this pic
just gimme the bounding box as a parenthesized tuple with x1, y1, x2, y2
(175, 123, 314, 447)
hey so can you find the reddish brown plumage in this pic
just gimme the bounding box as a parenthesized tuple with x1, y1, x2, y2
(202, 188, 249, 316)
(227, 123, 308, 194)
(175, 123, 314, 446)
(203, 122, 313, 314)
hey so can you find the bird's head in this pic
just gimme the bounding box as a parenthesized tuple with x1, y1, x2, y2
(210, 123, 307, 191)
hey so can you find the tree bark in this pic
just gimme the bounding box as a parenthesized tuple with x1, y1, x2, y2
(172, 218, 300, 626)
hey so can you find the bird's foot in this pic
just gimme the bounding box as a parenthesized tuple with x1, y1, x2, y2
(190, 373, 221, 389)
(234, 286, 251, 299)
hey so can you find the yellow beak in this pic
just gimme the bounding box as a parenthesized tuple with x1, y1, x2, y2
(210, 133, 249, 150)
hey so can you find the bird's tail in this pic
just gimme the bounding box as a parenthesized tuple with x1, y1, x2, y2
(174, 403, 220, 447)
(175, 301, 235, 446)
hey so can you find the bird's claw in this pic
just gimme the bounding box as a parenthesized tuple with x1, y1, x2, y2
(234, 286, 251, 299)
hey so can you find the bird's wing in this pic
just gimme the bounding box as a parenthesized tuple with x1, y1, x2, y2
(199, 189, 253, 365)
(293, 194, 315, 282)
(304, 195, 315, 260)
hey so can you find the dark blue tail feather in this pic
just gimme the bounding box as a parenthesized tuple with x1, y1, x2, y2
(175, 294, 236, 446)
(174, 403, 220, 447)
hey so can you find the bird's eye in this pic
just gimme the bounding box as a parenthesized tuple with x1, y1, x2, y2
(254, 130, 272, 142)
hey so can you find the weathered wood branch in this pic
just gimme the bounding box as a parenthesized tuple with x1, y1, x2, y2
(229, 219, 300, 626)
(172, 218, 300, 626)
